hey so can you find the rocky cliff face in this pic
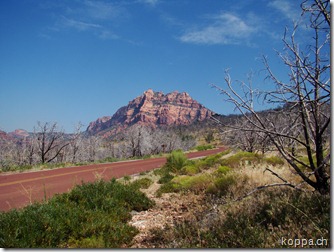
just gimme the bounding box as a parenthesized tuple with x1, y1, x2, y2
(87, 89, 213, 136)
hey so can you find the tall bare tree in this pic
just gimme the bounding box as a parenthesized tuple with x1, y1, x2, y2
(212, 0, 330, 194)
(34, 122, 69, 164)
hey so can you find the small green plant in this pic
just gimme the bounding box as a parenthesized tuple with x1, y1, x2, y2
(123, 175, 131, 181)
(131, 177, 153, 189)
(181, 164, 200, 175)
(158, 172, 174, 184)
(156, 182, 180, 197)
(175, 174, 213, 193)
(206, 174, 236, 197)
(165, 150, 188, 172)
(216, 165, 231, 175)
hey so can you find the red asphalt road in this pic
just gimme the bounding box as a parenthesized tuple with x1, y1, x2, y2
(0, 147, 225, 212)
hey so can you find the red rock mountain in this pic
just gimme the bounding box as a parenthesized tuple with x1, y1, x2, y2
(87, 89, 213, 136)
(0, 129, 30, 142)
(8, 129, 30, 138)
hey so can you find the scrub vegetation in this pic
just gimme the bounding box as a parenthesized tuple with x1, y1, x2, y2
(139, 149, 330, 248)
(0, 179, 154, 248)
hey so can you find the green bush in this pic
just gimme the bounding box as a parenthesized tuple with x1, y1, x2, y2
(194, 153, 223, 170)
(181, 164, 200, 175)
(172, 174, 213, 193)
(0, 179, 154, 248)
(206, 174, 236, 197)
(131, 177, 153, 189)
(220, 151, 263, 168)
(157, 174, 213, 195)
(158, 172, 174, 184)
(195, 145, 214, 151)
(216, 166, 231, 175)
(165, 150, 188, 172)
(156, 182, 181, 197)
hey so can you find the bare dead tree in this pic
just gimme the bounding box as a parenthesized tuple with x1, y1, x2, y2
(212, 0, 330, 194)
(34, 122, 69, 164)
(85, 135, 101, 162)
(69, 122, 84, 163)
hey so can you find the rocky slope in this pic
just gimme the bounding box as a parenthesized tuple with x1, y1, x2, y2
(86, 89, 213, 137)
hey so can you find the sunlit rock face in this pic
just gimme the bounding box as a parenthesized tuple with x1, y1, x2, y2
(86, 89, 213, 137)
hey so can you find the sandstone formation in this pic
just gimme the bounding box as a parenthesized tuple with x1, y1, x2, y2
(8, 129, 30, 138)
(86, 89, 213, 136)
(0, 129, 30, 142)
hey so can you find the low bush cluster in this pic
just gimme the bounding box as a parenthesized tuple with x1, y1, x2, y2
(220, 151, 263, 168)
(0, 179, 154, 248)
(131, 177, 154, 189)
(156, 151, 235, 196)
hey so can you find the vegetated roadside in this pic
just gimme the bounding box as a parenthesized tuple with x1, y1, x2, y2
(127, 149, 330, 248)
(0, 147, 330, 248)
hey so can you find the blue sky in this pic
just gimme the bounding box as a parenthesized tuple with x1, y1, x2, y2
(0, 0, 309, 133)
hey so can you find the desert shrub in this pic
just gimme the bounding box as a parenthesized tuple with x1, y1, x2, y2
(174, 174, 213, 193)
(206, 174, 236, 197)
(216, 165, 231, 175)
(178, 175, 210, 191)
(158, 172, 174, 184)
(131, 177, 153, 189)
(155, 182, 181, 197)
(181, 164, 200, 175)
(165, 150, 188, 172)
(194, 153, 223, 170)
(157, 174, 213, 195)
(0, 179, 154, 248)
(205, 153, 223, 166)
(220, 151, 263, 168)
(195, 145, 213, 151)
(153, 167, 163, 176)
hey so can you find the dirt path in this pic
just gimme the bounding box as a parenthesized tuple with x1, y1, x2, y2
(0, 147, 225, 212)
(129, 181, 206, 248)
